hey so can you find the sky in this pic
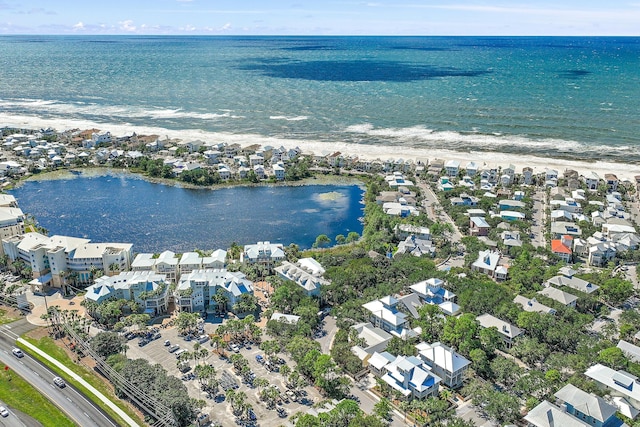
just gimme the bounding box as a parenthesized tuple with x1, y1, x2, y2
(1, 0, 639, 36)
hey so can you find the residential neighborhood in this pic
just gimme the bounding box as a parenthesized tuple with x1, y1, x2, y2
(2, 126, 640, 427)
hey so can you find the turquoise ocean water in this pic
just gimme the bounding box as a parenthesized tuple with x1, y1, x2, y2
(0, 36, 639, 162)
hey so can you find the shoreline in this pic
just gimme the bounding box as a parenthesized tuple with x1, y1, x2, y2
(16, 166, 366, 191)
(2, 114, 639, 183)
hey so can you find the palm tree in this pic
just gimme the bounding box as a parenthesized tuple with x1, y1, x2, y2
(280, 364, 291, 379)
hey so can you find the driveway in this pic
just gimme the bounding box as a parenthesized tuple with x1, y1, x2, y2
(316, 315, 337, 354)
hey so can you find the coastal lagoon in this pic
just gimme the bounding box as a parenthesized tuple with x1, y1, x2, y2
(9, 172, 364, 253)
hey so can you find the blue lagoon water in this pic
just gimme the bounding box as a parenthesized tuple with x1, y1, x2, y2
(0, 36, 639, 161)
(9, 172, 364, 253)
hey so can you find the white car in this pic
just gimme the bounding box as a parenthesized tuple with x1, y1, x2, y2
(11, 348, 24, 358)
(0, 406, 8, 417)
(53, 377, 66, 388)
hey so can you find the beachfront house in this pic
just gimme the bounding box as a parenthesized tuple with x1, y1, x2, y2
(174, 269, 254, 314)
(416, 341, 470, 389)
(444, 160, 460, 177)
(605, 174, 619, 192)
(522, 167, 534, 185)
(476, 313, 523, 349)
(585, 172, 600, 190)
(466, 161, 479, 177)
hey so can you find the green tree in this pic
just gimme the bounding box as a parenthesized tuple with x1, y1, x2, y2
(90, 331, 126, 358)
(313, 234, 331, 249)
(175, 311, 200, 335)
(598, 347, 628, 370)
(442, 313, 480, 356)
(373, 397, 392, 421)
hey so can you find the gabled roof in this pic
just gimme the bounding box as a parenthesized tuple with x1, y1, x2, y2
(476, 313, 523, 339)
(554, 383, 618, 423)
(524, 401, 590, 427)
(538, 287, 578, 306)
(585, 364, 640, 404)
(513, 295, 556, 315)
(417, 342, 470, 373)
(551, 239, 572, 255)
(470, 216, 490, 228)
(618, 340, 640, 363)
(546, 275, 599, 294)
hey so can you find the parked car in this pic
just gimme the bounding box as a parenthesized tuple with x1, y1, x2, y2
(175, 348, 188, 358)
(255, 354, 264, 364)
(53, 376, 66, 388)
(230, 344, 240, 353)
(197, 335, 209, 344)
(138, 339, 149, 347)
(11, 348, 24, 358)
(277, 407, 288, 418)
(0, 406, 8, 417)
(164, 340, 171, 346)
(183, 334, 193, 342)
(168, 344, 180, 353)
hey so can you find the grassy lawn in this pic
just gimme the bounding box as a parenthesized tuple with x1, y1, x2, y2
(0, 309, 19, 326)
(0, 362, 76, 427)
(19, 336, 145, 427)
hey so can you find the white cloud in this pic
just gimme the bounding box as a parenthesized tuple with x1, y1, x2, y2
(72, 21, 84, 30)
(220, 22, 232, 31)
(118, 20, 137, 32)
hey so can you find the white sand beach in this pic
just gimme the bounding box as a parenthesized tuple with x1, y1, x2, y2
(2, 113, 638, 182)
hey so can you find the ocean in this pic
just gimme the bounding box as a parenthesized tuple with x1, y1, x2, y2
(0, 35, 639, 162)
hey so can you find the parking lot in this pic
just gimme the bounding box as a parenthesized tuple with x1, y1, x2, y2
(124, 320, 323, 427)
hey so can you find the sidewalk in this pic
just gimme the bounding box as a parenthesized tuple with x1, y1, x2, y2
(17, 337, 140, 427)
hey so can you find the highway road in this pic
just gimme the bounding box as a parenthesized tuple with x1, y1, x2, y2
(0, 320, 118, 427)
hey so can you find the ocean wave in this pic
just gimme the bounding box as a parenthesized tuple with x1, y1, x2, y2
(0, 98, 243, 122)
(1, 110, 640, 167)
(342, 122, 634, 156)
(269, 115, 309, 121)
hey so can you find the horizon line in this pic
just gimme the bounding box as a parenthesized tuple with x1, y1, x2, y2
(2, 33, 639, 37)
